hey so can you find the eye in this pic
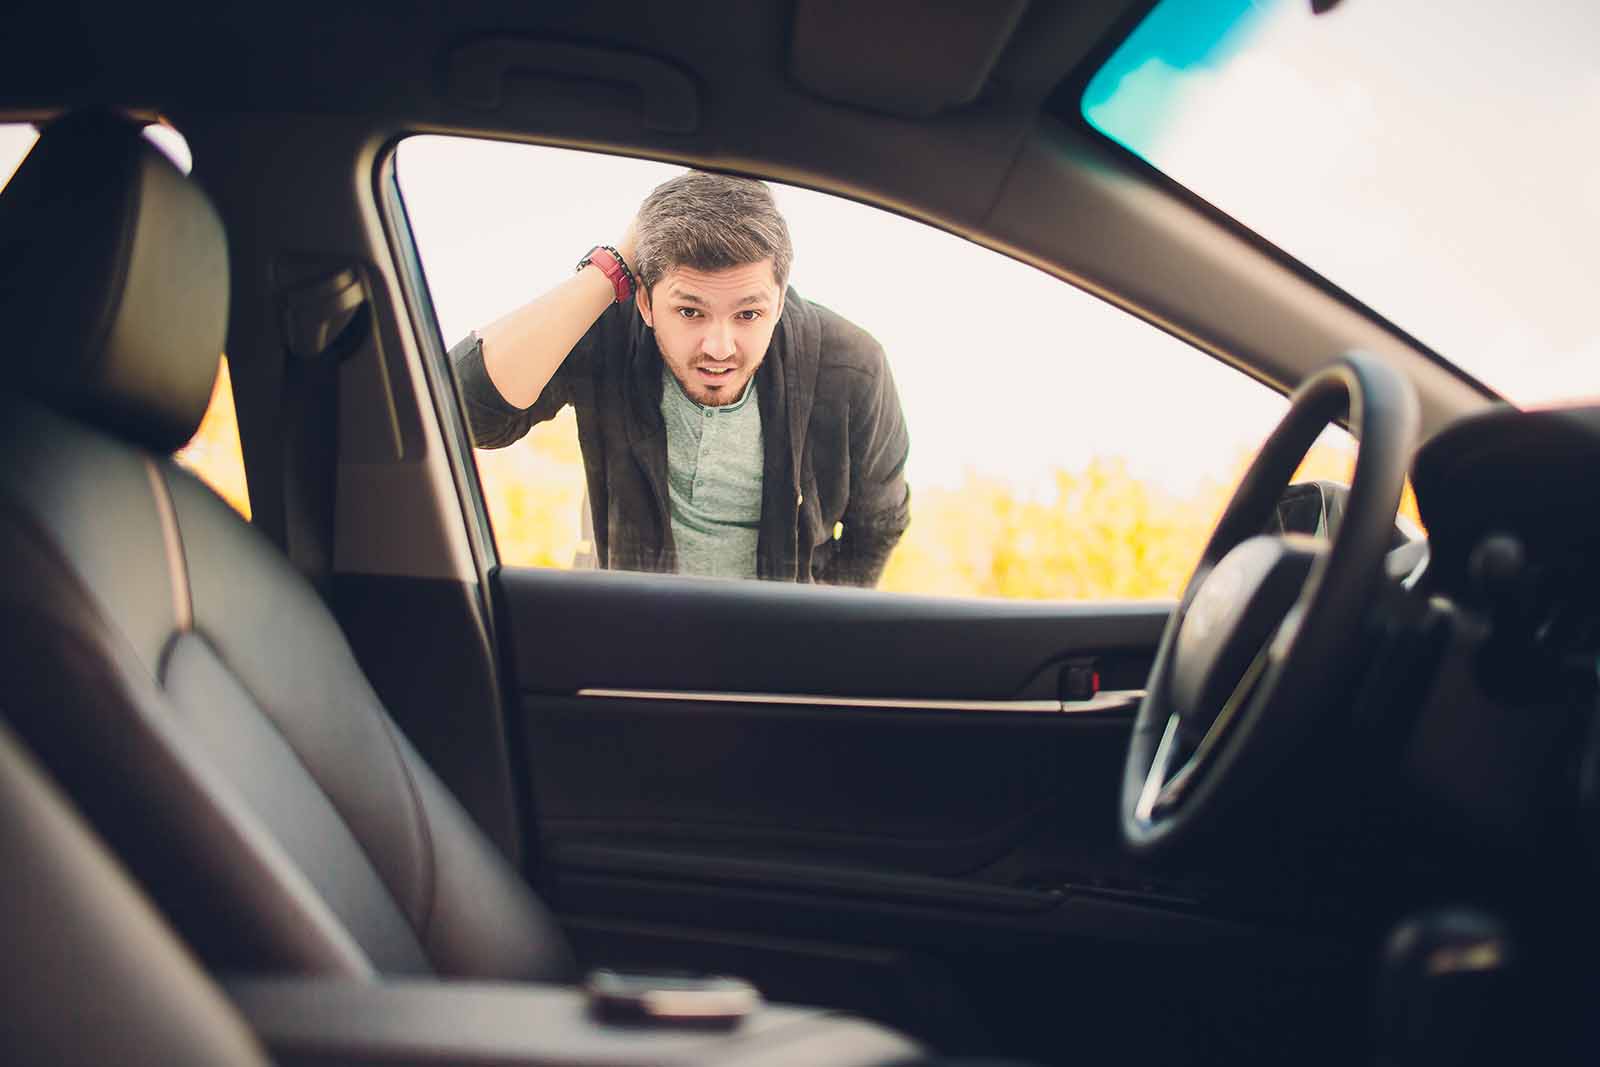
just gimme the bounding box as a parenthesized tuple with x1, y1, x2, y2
(736, 310, 763, 321)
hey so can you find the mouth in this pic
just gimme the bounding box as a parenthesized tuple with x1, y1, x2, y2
(695, 364, 738, 383)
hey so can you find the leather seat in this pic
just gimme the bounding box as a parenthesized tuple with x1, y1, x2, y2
(0, 111, 576, 983)
(0, 718, 269, 1065)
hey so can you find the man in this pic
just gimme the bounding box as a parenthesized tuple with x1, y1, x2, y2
(449, 170, 910, 586)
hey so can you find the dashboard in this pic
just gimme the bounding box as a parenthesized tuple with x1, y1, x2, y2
(1412, 403, 1600, 678)
(1394, 403, 1600, 874)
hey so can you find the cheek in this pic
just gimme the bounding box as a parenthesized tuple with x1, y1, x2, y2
(746, 322, 780, 354)
(654, 320, 696, 362)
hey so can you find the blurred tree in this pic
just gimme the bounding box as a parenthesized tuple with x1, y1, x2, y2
(473, 408, 587, 569)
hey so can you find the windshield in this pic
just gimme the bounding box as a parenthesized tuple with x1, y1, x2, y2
(1083, 0, 1600, 407)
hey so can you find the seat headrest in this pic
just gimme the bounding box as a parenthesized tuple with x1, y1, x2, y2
(0, 112, 228, 453)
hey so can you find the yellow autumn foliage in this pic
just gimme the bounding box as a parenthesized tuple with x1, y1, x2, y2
(472, 408, 588, 569)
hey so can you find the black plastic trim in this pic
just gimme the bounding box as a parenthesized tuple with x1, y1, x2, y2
(497, 566, 1170, 700)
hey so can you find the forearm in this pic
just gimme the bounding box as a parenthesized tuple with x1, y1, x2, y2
(479, 264, 619, 409)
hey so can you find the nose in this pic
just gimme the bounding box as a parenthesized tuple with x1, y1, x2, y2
(701, 319, 736, 361)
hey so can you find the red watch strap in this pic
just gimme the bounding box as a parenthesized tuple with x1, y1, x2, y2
(582, 246, 634, 304)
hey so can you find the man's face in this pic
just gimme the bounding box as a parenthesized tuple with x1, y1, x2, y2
(638, 258, 784, 407)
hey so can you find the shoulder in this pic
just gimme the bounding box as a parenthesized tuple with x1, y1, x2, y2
(787, 292, 886, 378)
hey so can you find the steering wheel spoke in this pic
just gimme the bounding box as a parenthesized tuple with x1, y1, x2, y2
(1136, 641, 1274, 826)
(1121, 352, 1419, 852)
(1134, 713, 1183, 825)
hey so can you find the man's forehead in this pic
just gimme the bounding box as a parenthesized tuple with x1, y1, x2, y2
(662, 259, 781, 304)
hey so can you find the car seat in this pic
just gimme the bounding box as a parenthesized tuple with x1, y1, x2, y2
(0, 111, 926, 1066)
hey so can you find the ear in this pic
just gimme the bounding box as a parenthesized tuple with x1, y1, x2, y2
(774, 288, 786, 320)
(635, 284, 653, 328)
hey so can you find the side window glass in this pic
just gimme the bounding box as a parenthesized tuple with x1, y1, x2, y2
(174, 356, 252, 520)
(3, 122, 249, 519)
(0, 124, 39, 189)
(396, 137, 1410, 600)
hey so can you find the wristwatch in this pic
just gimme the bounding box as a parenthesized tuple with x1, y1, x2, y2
(577, 244, 636, 304)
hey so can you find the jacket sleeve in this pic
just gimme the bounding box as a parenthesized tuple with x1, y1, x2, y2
(816, 346, 911, 588)
(447, 327, 585, 449)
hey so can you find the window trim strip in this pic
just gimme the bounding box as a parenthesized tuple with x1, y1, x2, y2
(574, 688, 1145, 715)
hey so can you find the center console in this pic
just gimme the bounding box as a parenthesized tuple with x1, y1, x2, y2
(226, 977, 923, 1066)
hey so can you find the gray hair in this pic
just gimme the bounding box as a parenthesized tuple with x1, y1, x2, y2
(634, 170, 793, 296)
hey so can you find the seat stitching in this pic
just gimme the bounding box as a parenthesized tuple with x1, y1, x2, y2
(0, 496, 376, 976)
(0, 470, 171, 685)
(144, 459, 192, 631)
(156, 468, 434, 968)
(183, 625, 433, 970)
(376, 715, 438, 947)
(3, 445, 430, 969)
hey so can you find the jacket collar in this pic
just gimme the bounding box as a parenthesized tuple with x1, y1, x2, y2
(623, 313, 671, 568)
(775, 288, 821, 494)
(756, 289, 821, 578)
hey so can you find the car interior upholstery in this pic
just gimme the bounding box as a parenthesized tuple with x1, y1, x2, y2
(0, 111, 933, 1065)
(0, 719, 269, 1066)
(3, 2, 1598, 1065)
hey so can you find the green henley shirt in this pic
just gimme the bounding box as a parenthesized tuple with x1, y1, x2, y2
(660, 365, 764, 578)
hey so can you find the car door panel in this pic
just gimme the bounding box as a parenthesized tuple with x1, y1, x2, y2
(497, 568, 1163, 699)
(494, 566, 1194, 918)
(499, 566, 1161, 876)
(489, 567, 1368, 1063)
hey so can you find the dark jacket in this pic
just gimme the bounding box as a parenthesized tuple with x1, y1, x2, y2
(450, 289, 910, 585)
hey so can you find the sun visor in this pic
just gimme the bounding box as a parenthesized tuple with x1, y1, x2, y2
(788, 0, 1029, 118)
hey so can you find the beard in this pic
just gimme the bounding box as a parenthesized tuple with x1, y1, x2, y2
(668, 358, 758, 407)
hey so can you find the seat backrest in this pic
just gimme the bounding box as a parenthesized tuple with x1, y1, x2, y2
(0, 719, 269, 1066)
(0, 112, 572, 984)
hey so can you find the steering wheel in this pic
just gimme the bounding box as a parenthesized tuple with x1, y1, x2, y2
(1121, 352, 1419, 854)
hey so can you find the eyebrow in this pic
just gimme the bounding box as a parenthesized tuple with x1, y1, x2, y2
(667, 288, 772, 309)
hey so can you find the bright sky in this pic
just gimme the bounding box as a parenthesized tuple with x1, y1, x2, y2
(1087, 0, 1600, 407)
